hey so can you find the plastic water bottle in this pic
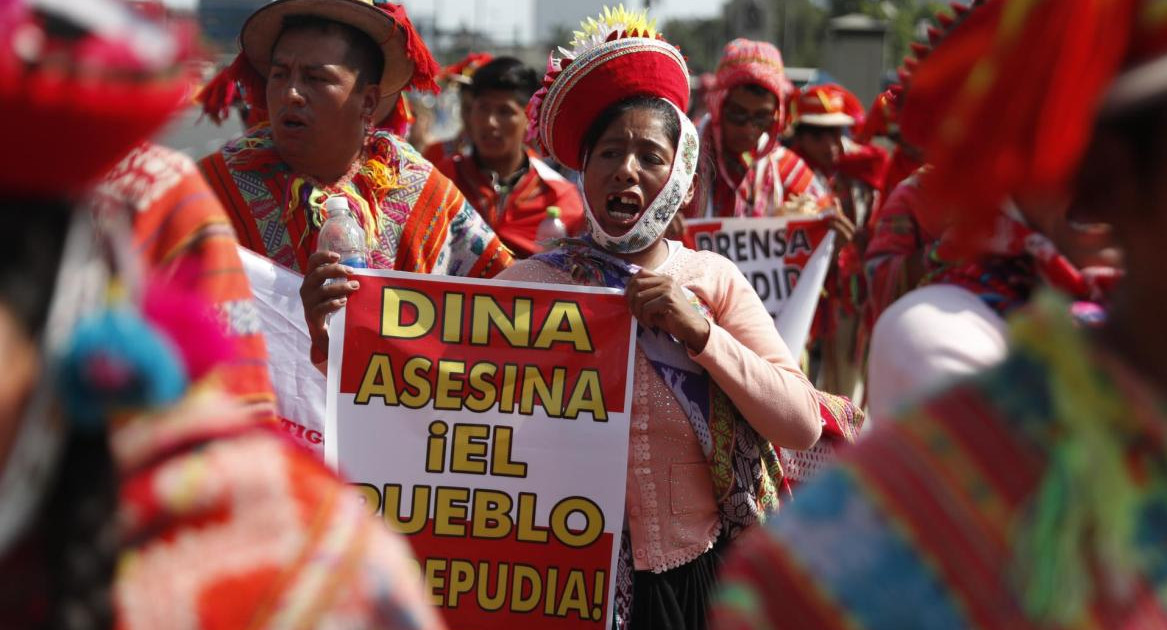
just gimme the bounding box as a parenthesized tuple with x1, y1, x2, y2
(317, 196, 368, 268)
(534, 206, 567, 251)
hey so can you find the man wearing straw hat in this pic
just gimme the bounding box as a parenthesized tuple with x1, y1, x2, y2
(197, 0, 512, 363)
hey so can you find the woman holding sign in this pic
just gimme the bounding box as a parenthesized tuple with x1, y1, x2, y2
(498, 7, 823, 628)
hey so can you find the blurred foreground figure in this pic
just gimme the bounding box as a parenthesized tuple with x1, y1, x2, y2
(0, 2, 443, 628)
(713, 0, 1167, 628)
(862, 2, 1120, 421)
(92, 144, 278, 415)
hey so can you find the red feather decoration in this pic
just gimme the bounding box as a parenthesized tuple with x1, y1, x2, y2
(901, 0, 1138, 253)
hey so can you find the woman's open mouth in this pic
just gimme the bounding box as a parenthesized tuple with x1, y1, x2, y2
(605, 192, 642, 223)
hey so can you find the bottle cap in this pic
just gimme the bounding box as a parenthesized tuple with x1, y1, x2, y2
(325, 196, 351, 217)
(546, 206, 561, 219)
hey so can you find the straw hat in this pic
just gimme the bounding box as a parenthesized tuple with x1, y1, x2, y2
(199, 0, 437, 128)
(241, 0, 416, 124)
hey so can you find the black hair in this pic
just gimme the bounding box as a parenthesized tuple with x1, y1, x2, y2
(469, 56, 539, 103)
(0, 199, 71, 338)
(580, 96, 682, 165)
(42, 432, 119, 630)
(1101, 103, 1167, 188)
(275, 15, 385, 87)
(0, 199, 119, 629)
(793, 123, 843, 136)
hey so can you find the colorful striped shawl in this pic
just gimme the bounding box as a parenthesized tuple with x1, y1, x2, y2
(712, 291, 1167, 629)
(696, 121, 826, 219)
(198, 125, 511, 278)
(93, 143, 275, 411)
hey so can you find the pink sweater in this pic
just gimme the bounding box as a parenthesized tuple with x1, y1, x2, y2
(497, 244, 820, 572)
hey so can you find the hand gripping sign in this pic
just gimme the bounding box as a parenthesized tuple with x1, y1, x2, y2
(326, 270, 636, 629)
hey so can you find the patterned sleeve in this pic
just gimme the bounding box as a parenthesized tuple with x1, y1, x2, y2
(348, 504, 449, 630)
(712, 463, 973, 630)
(113, 391, 448, 629)
(438, 195, 514, 279)
(99, 143, 276, 412)
(393, 144, 513, 278)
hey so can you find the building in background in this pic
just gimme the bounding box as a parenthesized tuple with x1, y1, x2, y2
(822, 13, 887, 106)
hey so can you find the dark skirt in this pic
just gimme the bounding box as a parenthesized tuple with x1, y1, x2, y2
(628, 539, 726, 630)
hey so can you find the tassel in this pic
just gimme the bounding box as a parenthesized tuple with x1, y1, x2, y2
(376, 3, 440, 94)
(196, 53, 268, 125)
(380, 95, 412, 137)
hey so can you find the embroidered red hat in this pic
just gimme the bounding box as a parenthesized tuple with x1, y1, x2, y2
(704, 39, 792, 129)
(527, 5, 689, 171)
(699, 38, 791, 206)
(0, 0, 194, 198)
(867, 1, 985, 151)
(790, 84, 860, 129)
(198, 0, 439, 131)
